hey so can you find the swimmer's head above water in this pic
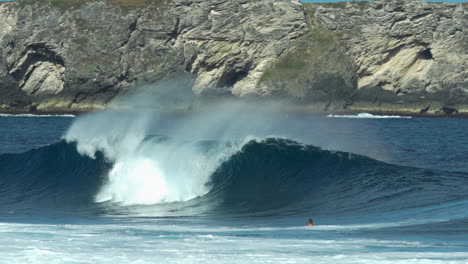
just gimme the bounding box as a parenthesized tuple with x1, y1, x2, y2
(306, 218, 314, 226)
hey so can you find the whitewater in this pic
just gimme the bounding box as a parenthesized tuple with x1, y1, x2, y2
(0, 88, 467, 263)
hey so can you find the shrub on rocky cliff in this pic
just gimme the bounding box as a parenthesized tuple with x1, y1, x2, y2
(259, 3, 356, 101)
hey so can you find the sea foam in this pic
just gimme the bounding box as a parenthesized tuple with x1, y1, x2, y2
(64, 110, 245, 205)
(327, 113, 411, 119)
(0, 113, 75, 117)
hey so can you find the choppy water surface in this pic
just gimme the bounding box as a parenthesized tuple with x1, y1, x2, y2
(0, 113, 467, 264)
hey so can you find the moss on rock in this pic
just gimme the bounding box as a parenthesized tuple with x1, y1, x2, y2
(259, 3, 356, 102)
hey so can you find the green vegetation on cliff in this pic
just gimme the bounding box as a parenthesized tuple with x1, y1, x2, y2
(1, 0, 465, 115)
(259, 3, 356, 100)
(318, 1, 370, 10)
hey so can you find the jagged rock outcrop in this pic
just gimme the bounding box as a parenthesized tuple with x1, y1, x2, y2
(314, 0, 467, 114)
(0, 0, 308, 113)
(0, 0, 466, 115)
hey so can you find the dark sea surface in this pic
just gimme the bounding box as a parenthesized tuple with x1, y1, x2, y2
(0, 113, 467, 263)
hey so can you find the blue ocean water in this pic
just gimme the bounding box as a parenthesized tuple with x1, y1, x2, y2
(0, 112, 467, 263)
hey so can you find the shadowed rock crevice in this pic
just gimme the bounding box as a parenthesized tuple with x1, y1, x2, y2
(315, 0, 466, 114)
(417, 48, 433, 60)
(217, 69, 249, 88)
(0, 0, 466, 115)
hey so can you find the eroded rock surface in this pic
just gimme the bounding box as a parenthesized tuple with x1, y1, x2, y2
(0, 0, 466, 115)
(0, 0, 308, 113)
(315, 0, 467, 114)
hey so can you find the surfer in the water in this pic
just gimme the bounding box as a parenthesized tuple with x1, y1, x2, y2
(306, 219, 314, 226)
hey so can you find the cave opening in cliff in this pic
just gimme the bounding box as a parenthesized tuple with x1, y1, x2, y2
(217, 70, 249, 88)
(418, 48, 433, 60)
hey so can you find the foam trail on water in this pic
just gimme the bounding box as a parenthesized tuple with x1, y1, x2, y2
(327, 113, 412, 119)
(0, 113, 75, 117)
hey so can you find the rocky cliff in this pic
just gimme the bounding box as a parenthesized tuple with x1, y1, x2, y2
(0, 0, 466, 115)
(313, 0, 468, 115)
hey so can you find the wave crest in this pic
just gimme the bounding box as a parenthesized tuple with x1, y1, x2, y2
(1, 137, 466, 219)
(94, 136, 244, 205)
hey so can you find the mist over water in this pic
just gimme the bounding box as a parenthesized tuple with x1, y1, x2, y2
(64, 77, 299, 207)
(59, 77, 433, 213)
(59, 79, 298, 210)
(1, 77, 468, 263)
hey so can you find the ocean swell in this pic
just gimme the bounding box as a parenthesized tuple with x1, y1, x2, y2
(1, 137, 467, 220)
(205, 138, 468, 217)
(0, 141, 109, 213)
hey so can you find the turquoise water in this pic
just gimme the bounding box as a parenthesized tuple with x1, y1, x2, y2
(0, 111, 467, 263)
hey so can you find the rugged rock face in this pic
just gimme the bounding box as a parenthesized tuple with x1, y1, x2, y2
(0, 0, 308, 113)
(314, 0, 468, 114)
(0, 0, 466, 115)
